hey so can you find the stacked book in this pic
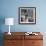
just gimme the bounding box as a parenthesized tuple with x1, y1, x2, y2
(25, 32, 38, 35)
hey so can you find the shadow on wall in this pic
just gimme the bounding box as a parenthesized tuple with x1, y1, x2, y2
(0, 16, 5, 46)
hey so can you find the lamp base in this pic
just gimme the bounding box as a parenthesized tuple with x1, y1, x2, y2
(8, 32, 11, 35)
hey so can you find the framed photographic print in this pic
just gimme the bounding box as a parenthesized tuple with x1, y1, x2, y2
(19, 7, 36, 24)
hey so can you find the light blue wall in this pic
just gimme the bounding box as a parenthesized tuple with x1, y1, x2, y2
(0, 0, 46, 32)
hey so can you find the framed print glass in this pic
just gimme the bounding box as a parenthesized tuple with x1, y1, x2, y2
(19, 7, 36, 24)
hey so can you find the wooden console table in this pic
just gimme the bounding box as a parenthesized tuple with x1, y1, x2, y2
(4, 32, 43, 46)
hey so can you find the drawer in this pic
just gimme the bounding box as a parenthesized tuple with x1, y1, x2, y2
(4, 40, 16, 45)
(24, 40, 43, 46)
(4, 40, 24, 46)
(4, 40, 16, 46)
(4, 35, 24, 40)
(25, 35, 43, 40)
(32, 40, 43, 46)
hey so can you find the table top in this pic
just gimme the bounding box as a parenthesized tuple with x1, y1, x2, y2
(4, 32, 43, 40)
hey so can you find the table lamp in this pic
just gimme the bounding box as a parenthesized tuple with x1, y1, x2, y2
(5, 18, 14, 35)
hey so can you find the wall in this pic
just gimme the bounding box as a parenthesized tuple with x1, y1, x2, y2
(0, 0, 46, 46)
(0, 0, 46, 32)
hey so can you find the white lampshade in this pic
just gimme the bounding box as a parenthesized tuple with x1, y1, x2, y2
(5, 18, 14, 25)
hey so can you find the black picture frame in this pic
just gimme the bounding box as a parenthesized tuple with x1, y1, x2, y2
(19, 7, 36, 24)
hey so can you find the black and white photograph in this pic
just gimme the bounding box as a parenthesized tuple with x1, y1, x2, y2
(19, 7, 36, 24)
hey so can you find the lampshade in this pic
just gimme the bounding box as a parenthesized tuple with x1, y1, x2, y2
(5, 18, 14, 25)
